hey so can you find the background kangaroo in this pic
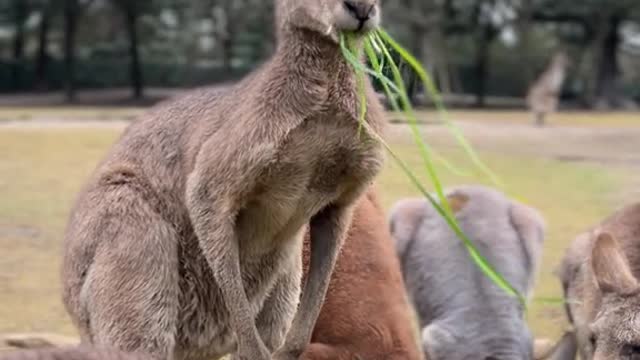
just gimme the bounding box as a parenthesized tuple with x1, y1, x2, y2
(526, 51, 570, 127)
(389, 185, 546, 360)
(300, 188, 424, 360)
(61, 1, 384, 360)
(556, 202, 640, 360)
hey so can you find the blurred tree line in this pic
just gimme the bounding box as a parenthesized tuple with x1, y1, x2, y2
(0, 0, 638, 109)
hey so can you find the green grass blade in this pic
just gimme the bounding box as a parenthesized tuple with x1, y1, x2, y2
(364, 37, 471, 178)
(339, 35, 403, 95)
(344, 35, 368, 137)
(340, 32, 525, 305)
(371, 34, 450, 210)
(376, 29, 503, 188)
(359, 119, 526, 305)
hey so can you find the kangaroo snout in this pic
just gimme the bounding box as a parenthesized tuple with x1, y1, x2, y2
(338, 0, 379, 32)
(343, 1, 376, 22)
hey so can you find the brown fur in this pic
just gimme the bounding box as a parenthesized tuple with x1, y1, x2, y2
(557, 202, 640, 360)
(300, 189, 424, 360)
(61, 1, 385, 360)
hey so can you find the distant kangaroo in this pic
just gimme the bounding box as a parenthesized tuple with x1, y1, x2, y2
(526, 51, 570, 127)
(556, 202, 640, 360)
(389, 185, 546, 360)
(61, 1, 385, 360)
(301, 188, 424, 360)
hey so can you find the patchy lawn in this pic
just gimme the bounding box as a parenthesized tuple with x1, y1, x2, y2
(398, 110, 640, 128)
(0, 111, 637, 344)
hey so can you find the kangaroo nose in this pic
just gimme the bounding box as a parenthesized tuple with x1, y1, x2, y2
(343, 1, 375, 21)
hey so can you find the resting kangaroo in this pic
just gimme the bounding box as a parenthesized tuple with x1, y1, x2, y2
(301, 188, 424, 360)
(556, 202, 640, 360)
(389, 185, 546, 360)
(61, 1, 385, 359)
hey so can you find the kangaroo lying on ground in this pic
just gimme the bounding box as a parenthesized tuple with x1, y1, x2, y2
(389, 185, 546, 360)
(555, 202, 640, 360)
(61, 1, 384, 359)
(301, 188, 424, 360)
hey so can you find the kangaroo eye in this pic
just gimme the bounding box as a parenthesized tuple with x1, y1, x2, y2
(621, 344, 640, 360)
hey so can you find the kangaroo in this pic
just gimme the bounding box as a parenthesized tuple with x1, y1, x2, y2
(0, 347, 151, 360)
(556, 202, 640, 360)
(526, 51, 570, 127)
(301, 188, 424, 360)
(61, 1, 385, 360)
(389, 185, 546, 360)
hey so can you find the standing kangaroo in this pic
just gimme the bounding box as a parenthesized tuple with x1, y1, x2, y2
(389, 185, 546, 360)
(555, 203, 640, 360)
(526, 51, 570, 127)
(61, 1, 385, 360)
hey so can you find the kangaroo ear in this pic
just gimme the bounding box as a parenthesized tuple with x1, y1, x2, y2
(592, 232, 638, 294)
(389, 199, 427, 257)
(536, 331, 577, 360)
(509, 202, 546, 294)
(445, 191, 469, 214)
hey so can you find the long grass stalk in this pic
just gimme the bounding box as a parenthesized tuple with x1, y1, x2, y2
(339, 32, 526, 305)
(376, 29, 503, 188)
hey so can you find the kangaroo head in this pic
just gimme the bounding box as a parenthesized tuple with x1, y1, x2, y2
(589, 232, 640, 360)
(275, 0, 381, 42)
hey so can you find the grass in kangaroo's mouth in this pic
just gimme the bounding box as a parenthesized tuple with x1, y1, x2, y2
(340, 30, 527, 306)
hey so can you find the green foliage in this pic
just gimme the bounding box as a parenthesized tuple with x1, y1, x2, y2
(0, 0, 637, 106)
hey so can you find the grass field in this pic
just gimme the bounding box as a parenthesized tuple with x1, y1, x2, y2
(0, 109, 638, 345)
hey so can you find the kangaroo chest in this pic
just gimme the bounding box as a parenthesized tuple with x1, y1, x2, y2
(235, 113, 384, 252)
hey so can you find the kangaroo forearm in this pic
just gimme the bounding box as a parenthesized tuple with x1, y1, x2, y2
(285, 206, 353, 348)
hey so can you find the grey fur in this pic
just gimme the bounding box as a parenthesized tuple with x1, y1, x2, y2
(0, 347, 152, 360)
(389, 185, 546, 360)
(61, 1, 385, 360)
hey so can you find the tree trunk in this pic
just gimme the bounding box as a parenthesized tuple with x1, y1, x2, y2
(64, 0, 78, 102)
(517, 0, 534, 96)
(11, 0, 28, 91)
(593, 14, 622, 109)
(221, 36, 233, 71)
(35, 6, 51, 90)
(125, 4, 143, 99)
(474, 26, 492, 108)
(407, 23, 424, 105)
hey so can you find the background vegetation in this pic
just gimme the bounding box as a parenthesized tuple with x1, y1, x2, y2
(0, 0, 639, 109)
